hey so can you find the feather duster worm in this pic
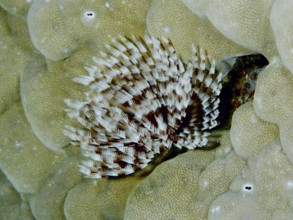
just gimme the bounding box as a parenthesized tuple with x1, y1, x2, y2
(64, 35, 223, 178)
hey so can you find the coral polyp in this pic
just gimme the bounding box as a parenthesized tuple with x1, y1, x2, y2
(64, 35, 223, 178)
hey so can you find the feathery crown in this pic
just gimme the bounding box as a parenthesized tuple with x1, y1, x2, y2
(64, 35, 223, 179)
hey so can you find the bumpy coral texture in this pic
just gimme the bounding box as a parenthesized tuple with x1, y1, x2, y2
(1, 0, 293, 219)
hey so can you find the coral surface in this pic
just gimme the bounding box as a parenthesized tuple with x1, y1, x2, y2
(0, 0, 292, 219)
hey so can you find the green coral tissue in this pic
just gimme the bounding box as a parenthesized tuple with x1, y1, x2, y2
(0, 0, 292, 219)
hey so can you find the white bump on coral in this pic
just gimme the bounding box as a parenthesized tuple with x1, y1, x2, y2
(271, 0, 293, 75)
(124, 132, 246, 219)
(253, 63, 293, 163)
(210, 141, 293, 219)
(230, 102, 279, 159)
(209, 193, 261, 220)
(27, 0, 149, 61)
(181, 0, 210, 17)
(27, 0, 78, 60)
(205, 0, 275, 54)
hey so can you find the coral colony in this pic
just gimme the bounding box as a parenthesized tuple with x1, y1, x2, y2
(64, 35, 223, 178)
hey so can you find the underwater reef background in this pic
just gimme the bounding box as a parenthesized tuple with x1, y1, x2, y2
(0, 0, 293, 219)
